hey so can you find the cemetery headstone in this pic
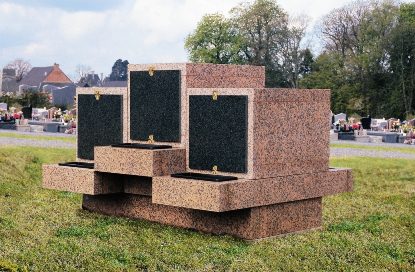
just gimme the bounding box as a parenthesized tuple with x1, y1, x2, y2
(334, 113, 346, 123)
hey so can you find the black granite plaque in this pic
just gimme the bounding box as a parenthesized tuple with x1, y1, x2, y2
(111, 143, 172, 149)
(58, 162, 94, 169)
(189, 95, 248, 173)
(171, 172, 238, 182)
(130, 70, 181, 142)
(78, 94, 123, 160)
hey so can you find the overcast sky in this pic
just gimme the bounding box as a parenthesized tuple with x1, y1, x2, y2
(0, 0, 369, 79)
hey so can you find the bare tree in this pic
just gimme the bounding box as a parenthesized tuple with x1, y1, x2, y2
(75, 64, 92, 81)
(5, 59, 32, 81)
(276, 15, 310, 88)
(319, 1, 373, 59)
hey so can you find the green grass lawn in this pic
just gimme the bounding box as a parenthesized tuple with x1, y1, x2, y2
(331, 142, 415, 155)
(0, 147, 414, 271)
(0, 132, 76, 143)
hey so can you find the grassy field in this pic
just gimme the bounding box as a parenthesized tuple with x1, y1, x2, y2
(0, 147, 414, 271)
(0, 132, 76, 143)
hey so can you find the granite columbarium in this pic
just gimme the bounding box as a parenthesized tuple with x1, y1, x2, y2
(42, 63, 353, 240)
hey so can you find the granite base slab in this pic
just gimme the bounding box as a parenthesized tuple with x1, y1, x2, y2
(42, 164, 123, 195)
(82, 194, 322, 240)
(153, 168, 352, 212)
(94, 146, 186, 177)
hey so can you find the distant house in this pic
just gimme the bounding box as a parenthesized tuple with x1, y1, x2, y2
(19, 63, 75, 107)
(51, 85, 76, 106)
(0, 68, 19, 94)
(101, 80, 127, 87)
(19, 63, 73, 93)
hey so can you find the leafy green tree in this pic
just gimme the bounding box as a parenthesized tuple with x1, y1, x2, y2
(300, 52, 358, 114)
(109, 59, 129, 81)
(230, 0, 288, 66)
(19, 89, 51, 108)
(230, 0, 291, 87)
(387, 3, 415, 118)
(314, 0, 413, 118)
(299, 48, 314, 76)
(185, 0, 309, 88)
(185, 14, 244, 64)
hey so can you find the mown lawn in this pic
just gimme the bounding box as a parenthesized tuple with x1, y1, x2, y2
(0, 146, 414, 271)
(0, 132, 76, 143)
(331, 142, 415, 155)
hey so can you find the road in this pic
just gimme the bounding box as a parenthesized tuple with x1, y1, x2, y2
(0, 129, 414, 159)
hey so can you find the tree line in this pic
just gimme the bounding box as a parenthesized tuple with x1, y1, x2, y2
(184, 0, 415, 119)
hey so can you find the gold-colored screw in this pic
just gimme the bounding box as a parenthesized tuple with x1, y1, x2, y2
(148, 66, 156, 76)
(212, 165, 218, 174)
(94, 90, 101, 101)
(212, 90, 218, 101)
(148, 134, 155, 143)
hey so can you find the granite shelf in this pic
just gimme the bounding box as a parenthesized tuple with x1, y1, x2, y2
(153, 168, 352, 212)
(94, 146, 186, 177)
(42, 164, 123, 195)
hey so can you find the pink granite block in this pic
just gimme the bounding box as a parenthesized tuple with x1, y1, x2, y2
(82, 194, 322, 240)
(94, 146, 186, 177)
(186, 76, 265, 88)
(186, 63, 265, 79)
(153, 168, 352, 212)
(186, 88, 331, 179)
(42, 164, 123, 195)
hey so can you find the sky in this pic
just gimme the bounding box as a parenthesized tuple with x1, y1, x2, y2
(0, 0, 363, 79)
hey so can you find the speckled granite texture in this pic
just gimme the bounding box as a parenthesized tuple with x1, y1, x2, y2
(153, 168, 352, 212)
(123, 176, 152, 196)
(76, 87, 127, 162)
(43, 164, 153, 196)
(127, 63, 265, 148)
(82, 194, 322, 240)
(94, 146, 186, 177)
(186, 88, 331, 179)
(42, 164, 123, 195)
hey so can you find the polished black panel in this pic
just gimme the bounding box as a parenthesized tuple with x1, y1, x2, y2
(130, 70, 181, 142)
(189, 95, 248, 173)
(171, 172, 238, 182)
(111, 143, 172, 149)
(58, 162, 94, 169)
(78, 94, 123, 160)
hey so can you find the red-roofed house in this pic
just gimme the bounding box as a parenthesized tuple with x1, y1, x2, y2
(19, 63, 73, 93)
(18, 63, 76, 106)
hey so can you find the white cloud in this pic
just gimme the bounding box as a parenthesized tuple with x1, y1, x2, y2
(0, 0, 244, 76)
(0, 0, 374, 77)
